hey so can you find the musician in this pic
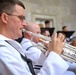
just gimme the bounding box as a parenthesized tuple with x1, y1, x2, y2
(45, 20, 51, 28)
(21, 22, 42, 64)
(41, 28, 51, 37)
(0, 0, 70, 75)
(37, 28, 51, 55)
(41, 27, 76, 75)
(20, 22, 75, 75)
(62, 26, 74, 42)
(40, 28, 51, 48)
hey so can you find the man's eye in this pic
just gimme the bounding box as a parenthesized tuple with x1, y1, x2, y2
(18, 16, 25, 20)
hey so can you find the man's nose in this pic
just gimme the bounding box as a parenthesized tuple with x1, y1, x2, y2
(22, 20, 28, 26)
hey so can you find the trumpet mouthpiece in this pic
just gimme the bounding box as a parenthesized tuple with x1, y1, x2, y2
(22, 29, 26, 32)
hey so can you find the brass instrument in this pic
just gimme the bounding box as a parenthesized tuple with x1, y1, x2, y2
(23, 29, 76, 62)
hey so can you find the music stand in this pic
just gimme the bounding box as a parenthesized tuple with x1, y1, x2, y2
(41, 27, 55, 36)
(57, 31, 75, 38)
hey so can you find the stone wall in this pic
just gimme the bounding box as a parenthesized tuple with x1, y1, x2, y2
(20, 0, 76, 36)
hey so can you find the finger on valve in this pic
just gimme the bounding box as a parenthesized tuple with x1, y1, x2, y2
(48, 32, 66, 55)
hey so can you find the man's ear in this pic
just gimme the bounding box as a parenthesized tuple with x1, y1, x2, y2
(1, 13, 8, 24)
(24, 33, 31, 37)
(28, 33, 31, 37)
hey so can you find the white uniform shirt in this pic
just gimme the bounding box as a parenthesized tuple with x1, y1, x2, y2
(21, 38, 42, 64)
(0, 35, 69, 75)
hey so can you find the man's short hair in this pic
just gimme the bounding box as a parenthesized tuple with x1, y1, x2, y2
(62, 26, 67, 30)
(0, 0, 25, 16)
(45, 20, 50, 24)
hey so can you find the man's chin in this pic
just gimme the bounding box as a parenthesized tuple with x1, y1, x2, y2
(15, 34, 22, 40)
(19, 34, 22, 38)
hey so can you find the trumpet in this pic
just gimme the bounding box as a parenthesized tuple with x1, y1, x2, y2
(23, 29, 76, 62)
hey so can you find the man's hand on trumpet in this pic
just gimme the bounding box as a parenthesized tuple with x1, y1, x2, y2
(48, 32, 66, 55)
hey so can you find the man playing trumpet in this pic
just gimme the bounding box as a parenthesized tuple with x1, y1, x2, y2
(0, 0, 75, 75)
(20, 22, 75, 75)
